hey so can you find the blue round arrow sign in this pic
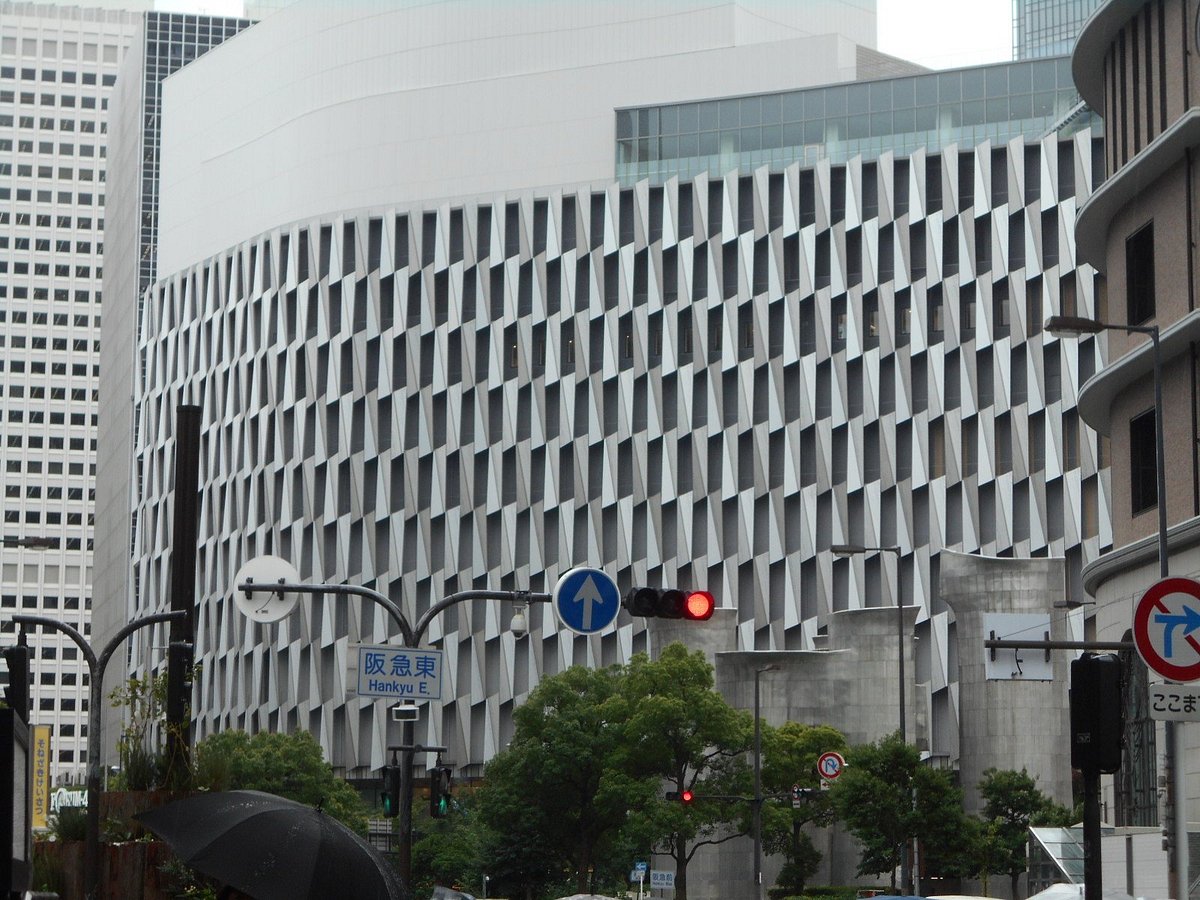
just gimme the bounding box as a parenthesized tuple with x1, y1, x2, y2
(553, 567, 620, 635)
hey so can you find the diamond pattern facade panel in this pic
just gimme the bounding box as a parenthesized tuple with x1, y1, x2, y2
(130, 132, 1110, 776)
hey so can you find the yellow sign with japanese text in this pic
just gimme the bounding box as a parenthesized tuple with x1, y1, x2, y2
(32, 725, 51, 829)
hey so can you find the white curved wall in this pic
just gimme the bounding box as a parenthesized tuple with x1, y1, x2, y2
(155, 0, 877, 274)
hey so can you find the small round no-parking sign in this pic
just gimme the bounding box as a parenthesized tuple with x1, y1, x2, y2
(817, 751, 845, 781)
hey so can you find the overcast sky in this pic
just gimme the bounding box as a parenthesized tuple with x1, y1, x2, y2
(878, 0, 1014, 69)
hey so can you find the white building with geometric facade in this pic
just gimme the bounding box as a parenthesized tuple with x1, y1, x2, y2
(97, 0, 1110, 855)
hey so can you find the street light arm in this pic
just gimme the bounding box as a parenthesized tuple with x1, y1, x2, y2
(96, 611, 187, 682)
(13, 614, 98, 671)
(413, 590, 551, 647)
(239, 581, 416, 646)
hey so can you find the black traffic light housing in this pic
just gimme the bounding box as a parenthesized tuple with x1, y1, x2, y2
(664, 789, 694, 803)
(381, 764, 401, 818)
(2, 637, 30, 724)
(624, 588, 716, 620)
(430, 764, 453, 818)
(1070, 653, 1124, 774)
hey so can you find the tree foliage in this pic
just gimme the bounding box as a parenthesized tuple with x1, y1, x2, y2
(977, 767, 1074, 898)
(475, 663, 656, 897)
(830, 733, 973, 888)
(760, 722, 848, 894)
(613, 643, 754, 900)
(192, 729, 367, 833)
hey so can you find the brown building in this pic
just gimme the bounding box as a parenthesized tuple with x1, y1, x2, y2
(1071, 0, 1200, 890)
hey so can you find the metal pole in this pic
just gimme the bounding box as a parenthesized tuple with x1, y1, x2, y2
(397, 718, 414, 888)
(893, 547, 912, 896)
(1150, 331, 1188, 900)
(1083, 770, 1102, 900)
(753, 666, 773, 900)
(166, 404, 201, 786)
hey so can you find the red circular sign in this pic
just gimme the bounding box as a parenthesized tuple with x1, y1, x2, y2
(1133, 577, 1200, 682)
(817, 751, 845, 780)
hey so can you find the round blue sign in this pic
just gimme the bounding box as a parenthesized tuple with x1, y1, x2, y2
(553, 567, 620, 635)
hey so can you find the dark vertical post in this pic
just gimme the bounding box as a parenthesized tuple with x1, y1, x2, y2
(166, 404, 202, 785)
(1083, 771, 1101, 900)
(398, 719, 415, 888)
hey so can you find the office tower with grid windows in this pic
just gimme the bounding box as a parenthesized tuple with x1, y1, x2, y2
(0, 1, 142, 784)
(1, 2, 251, 787)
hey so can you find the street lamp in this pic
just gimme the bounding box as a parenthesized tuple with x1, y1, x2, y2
(753, 664, 777, 900)
(1045, 314, 1179, 899)
(14, 610, 186, 900)
(1044, 316, 1166, 578)
(237, 577, 550, 890)
(832, 542, 909, 891)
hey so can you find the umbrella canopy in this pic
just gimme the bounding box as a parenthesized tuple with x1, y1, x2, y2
(135, 790, 405, 900)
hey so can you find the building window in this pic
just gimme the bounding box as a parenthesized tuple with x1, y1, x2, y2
(1130, 408, 1158, 514)
(1126, 222, 1155, 325)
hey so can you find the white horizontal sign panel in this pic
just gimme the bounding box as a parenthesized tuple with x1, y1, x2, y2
(1149, 683, 1200, 721)
(351, 645, 444, 701)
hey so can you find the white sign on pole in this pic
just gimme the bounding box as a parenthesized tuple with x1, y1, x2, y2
(351, 644, 444, 700)
(649, 870, 675, 889)
(1149, 683, 1200, 721)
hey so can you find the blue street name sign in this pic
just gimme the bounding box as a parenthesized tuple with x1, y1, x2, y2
(353, 644, 444, 700)
(553, 567, 620, 635)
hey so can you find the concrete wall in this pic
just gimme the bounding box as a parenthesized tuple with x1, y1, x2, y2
(941, 549, 1073, 817)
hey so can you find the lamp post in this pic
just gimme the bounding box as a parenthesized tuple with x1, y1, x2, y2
(14, 610, 186, 900)
(237, 578, 549, 890)
(832, 543, 908, 891)
(753, 664, 777, 900)
(1044, 315, 1180, 900)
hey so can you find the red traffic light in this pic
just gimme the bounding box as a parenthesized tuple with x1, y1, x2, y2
(624, 587, 717, 620)
(682, 591, 715, 621)
(680, 789, 694, 803)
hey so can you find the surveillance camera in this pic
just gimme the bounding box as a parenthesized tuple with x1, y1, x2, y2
(391, 703, 419, 723)
(509, 608, 528, 639)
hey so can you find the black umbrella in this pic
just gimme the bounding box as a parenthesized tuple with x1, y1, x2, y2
(135, 790, 405, 900)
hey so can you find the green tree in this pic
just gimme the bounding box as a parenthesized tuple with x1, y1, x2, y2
(830, 733, 973, 889)
(192, 730, 367, 833)
(613, 643, 754, 900)
(978, 767, 1074, 899)
(475, 663, 656, 897)
(760, 722, 848, 894)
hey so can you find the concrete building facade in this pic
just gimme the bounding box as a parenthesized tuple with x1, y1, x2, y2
(101, 0, 1109, 816)
(1071, 0, 1200, 882)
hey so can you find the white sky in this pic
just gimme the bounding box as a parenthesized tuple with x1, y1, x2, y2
(151, 0, 1018, 71)
(877, 0, 1014, 69)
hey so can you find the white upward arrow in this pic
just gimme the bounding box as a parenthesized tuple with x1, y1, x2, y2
(573, 575, 605, 631)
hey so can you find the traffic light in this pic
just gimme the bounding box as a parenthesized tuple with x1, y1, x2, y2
(430, 765, 453, 818)
(381, 764, 401, 818)
(664, 789, 694, 803)
(2, 640, 30, 723)
(624, 588, 716, 621)
(1070, 653, 1124, 774)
